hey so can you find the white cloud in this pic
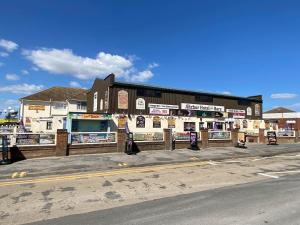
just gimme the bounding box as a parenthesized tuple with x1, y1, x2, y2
(0, 52, 9, 57)
(127, 70, 154, 82)
(69, 81, 81, 88)
(4, 99, 19, 107)
(5, 73, 20, 81)
(23, 48, 157, 82)
(270, 93, 297, 99)
(221, 91, 231, 95)
(0, 83, 44, 94)
(0, 39, 18, 52)
(21, 69, 29, 75)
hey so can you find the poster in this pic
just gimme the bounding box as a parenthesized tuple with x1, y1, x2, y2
(136, 98, 146, 110)
(242, 120, 248, 129)
(235, 120, 241, 129)
(136, 116, 145, 128)
(118, 90, 128, 109)
(253, 120, 260, 129)
(168, 117, 176, 128)
(265, 121, 270, 130)
(153, 116, 161, 128)
(16, 134, 40, 145)
(118, 116, 127, 128)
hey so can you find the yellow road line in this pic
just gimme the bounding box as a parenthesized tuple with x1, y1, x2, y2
(0, 161, 209, 187)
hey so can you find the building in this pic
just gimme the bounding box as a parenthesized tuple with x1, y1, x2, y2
(85, 74, 263, 139)
(263, 107, 300, 131)
(20, 87, 87, 133)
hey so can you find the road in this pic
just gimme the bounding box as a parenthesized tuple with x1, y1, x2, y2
(26, 173, 300, 225)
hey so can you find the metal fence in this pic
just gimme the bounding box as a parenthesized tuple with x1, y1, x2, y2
(71, 132, 117, 144)
(133, 132, 164, 142)
(208, 131, 231, 140)
(174, 132, 201, 141)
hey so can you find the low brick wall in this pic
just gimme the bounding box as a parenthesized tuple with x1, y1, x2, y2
(10, 145, 56, 161)
(68, 143, 118, 155)
(265, 137, 296, 144)
(246, 135, 259, 143)
(175, 141, 190, 149)
(134, 141, 165, 151)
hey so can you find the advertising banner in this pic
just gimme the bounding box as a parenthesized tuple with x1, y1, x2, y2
(181, 103, 224, 112)
(149, 108, 169, 115)
(148, 103, 179, 109)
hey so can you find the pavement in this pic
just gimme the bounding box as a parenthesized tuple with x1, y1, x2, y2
(1, 148, 300, 225)
(25, 173, 300, 225)
(1, 143, 300, 180)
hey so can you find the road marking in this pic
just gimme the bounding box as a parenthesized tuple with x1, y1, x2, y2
(0, 161, 209, 187)
(257, 173, 279, 179)
(270, 170, 300, 174)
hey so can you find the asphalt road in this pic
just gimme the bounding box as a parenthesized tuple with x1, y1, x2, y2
(26, 173, 300, 225)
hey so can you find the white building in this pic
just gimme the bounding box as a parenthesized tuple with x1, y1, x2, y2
(20, 86, 87, 133)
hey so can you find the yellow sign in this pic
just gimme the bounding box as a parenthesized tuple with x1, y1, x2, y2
(118, 116, 127, 128)
(28, 105, 45, 110)
(168, 117, 176, 128)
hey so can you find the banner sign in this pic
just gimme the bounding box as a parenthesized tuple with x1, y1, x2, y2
(28, 105, 45, 110)
(118, 90, 128, 109)
(226, 109, 245, 113)
(181, 103, 224, 112)
(148, 103, 179, 109)
(149, 108, 169, 115)
(136, 98, 146, 110)
(69, 113, 112, 120)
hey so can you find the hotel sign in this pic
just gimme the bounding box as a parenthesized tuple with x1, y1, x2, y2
(181, 103, 224, 112)
(136, 98, 146, 110)
(226, 109, 245, 119)
(148, 103, 179, 109)
(226, 109, 245, 113)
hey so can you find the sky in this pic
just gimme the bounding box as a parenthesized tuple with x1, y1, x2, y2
(1, 0, 300, 115)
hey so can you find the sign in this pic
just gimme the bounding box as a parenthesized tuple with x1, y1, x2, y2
(149, 108, 169, 115)
(118, 116, 127, 128)
(253, 120, 260, 129)
(181, 103, 224, 112)
(226, 109, 245, 113)
(69, 113, 112, 120)
(148, 103, 179, 109)
(153, 116, 161, 128)
(255, 104, 260, 116)
(136, 98, 146, 110)
(118, 90, 128, 109)
(28, 105, 45, 110)
(242, 120, 248, 128)
(184, 122, 196, 131)
(168, 117, 176, 128)
(136, 116, 145, 128)
(104, 90, 109, 110)
(247, 107, 252, 116)
(190, 132, 199, 150)
(267, 131, 277, 144)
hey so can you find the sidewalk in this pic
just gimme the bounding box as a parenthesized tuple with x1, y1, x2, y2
(1, 143, 300, 180)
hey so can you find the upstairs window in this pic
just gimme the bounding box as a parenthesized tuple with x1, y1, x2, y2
(53, 103, 66, 109)
(77, 101, 87, 110)
(137, 89, 161, 98)
(195, 95, 213, 103)
(46, 121, 52, 130)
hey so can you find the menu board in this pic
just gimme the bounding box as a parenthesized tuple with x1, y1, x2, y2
(136, 116, 145, 128)
(153, 116, 161, 128)
(168, 117, 176, 128)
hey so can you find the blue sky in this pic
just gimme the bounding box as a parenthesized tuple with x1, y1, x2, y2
(1, 0, 300, 115)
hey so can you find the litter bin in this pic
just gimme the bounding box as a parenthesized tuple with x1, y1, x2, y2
(1, 135, 11, 165)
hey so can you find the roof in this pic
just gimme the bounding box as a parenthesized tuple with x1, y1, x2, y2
(20, 86, 87, 102)
(264, 107, 295, 114)
(113, 81, 263, 102)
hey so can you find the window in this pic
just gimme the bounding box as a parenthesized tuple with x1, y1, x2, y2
(137, 89, 161, 98)
(207, 122, 214, 130)
(238, 99, 251, 106)
(184, 122, 195, 131)
(46, 121, 52, 130)
(77, 101, 87, 110)
(53, 103, 66, 109)
(93, 92, 98, 112)
(195, 95, 213, 103)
